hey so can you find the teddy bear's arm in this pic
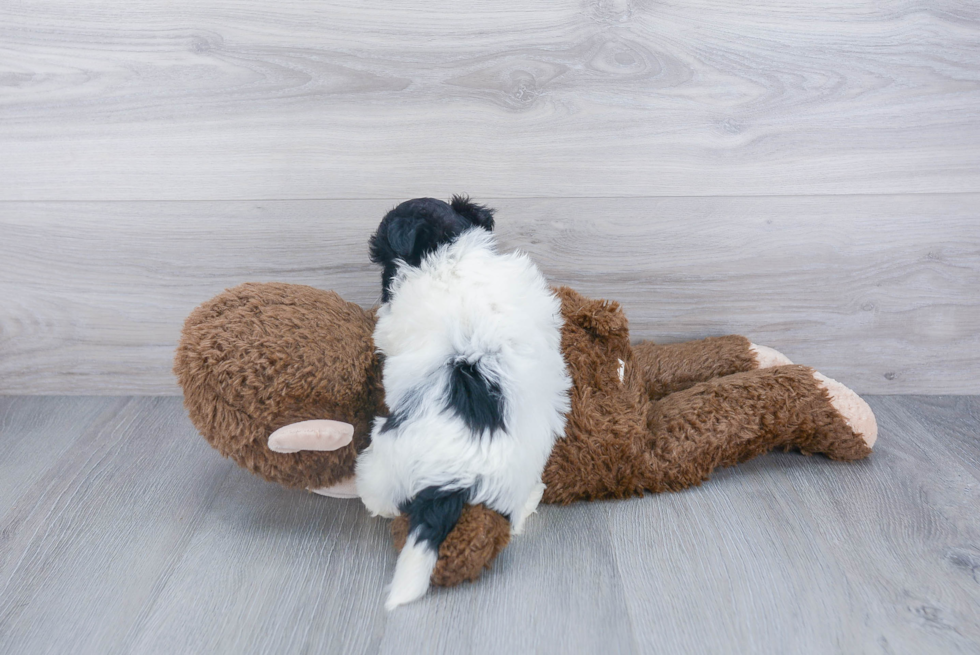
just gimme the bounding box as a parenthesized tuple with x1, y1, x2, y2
(632, 336, 791, 401)
(266, 420, 361, 497)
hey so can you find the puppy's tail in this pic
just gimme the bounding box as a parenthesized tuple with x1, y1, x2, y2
(386, 486, 469, 610)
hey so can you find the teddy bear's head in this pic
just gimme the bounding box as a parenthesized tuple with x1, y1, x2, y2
(174, 282, 386, 489)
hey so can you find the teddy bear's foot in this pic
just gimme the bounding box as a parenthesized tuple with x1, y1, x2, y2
(813, 371, 878, 448)
(309, 477, 359, 499)
(749, 343, 793, 368)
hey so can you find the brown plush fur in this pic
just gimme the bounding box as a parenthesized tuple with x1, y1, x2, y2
(633, 336, 758, 401)
(643, 365, 872, 493)
(539, 287, 650, 503)
(176, 282, 873, 588)
(174, 283, 386, 489)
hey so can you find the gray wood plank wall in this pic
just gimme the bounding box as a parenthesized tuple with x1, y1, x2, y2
(1, 0, 978, 394)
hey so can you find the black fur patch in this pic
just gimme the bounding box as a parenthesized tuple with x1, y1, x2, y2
(378, 410, 407, 434)
(399, 486, 470, 551)
(369, 196, 496, 302)
(379, 387, 423, 434)
(450, 195, 495, 230)
(446, 359, 506, 435)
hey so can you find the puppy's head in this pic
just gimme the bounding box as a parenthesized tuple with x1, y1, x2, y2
(370, 195, 495, 302)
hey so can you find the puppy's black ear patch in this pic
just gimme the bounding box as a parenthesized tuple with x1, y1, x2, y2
(379, 386, 424, 434)
(368, 219, 406, 302)
(447, 360, 505, 435)
(451, 195, 495, 231)
(387, 216, 425, 261)
(371, 197, 482, 302)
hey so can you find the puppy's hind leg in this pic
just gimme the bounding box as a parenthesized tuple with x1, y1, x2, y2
(511, 481, 546, 535)
(387, 486, 470, 610)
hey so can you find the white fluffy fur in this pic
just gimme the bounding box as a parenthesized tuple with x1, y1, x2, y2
(355, 228, 571, 607)
(385, 533, 439, 610)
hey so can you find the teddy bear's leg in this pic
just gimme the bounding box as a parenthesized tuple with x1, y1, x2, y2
(812, 371, 878, 448)
(632, 336, 793, 400)
(642, 365, 876, 493)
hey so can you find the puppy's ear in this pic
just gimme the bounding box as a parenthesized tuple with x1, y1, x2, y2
(387, 217, 423, 260)
(451, 195, 495, 231)
(370, 216, 428, 266)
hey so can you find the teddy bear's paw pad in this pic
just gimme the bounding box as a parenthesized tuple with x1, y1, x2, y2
(749, 343, 793, 368)
(813, 372, 878, 448)
(268, 420, 354, 453)
(310, 477, 359, 499)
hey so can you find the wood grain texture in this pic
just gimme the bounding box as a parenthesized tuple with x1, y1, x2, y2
(0, 398, 233, 654)
(609, 395, 980, 654)
(1, 396, 979, 654)
(1, 195, 977, 394)
(124, 474, 393, 655)
(370, 502, 639, 655)
(0, 397, 117, 516)
(1, 0, 978, 200)
(891, 396, 980, 481)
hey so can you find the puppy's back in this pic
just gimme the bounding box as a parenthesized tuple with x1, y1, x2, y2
(359, 226, 570, 609)
(375, 228, 562, 370)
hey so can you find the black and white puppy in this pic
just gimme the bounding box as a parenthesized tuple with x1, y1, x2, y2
(356, 196, 571, 609)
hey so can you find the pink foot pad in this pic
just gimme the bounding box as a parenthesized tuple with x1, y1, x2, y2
(813, 372, 878, 448)
(749, 343, 794, 368)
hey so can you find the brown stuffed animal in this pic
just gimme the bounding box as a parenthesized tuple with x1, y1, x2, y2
(174, 282, 876, 587)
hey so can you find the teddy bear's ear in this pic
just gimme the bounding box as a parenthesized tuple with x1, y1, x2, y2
(554, 286, 629, 341)
(451, 195, 495, 231)
(571, 299, 629, 340)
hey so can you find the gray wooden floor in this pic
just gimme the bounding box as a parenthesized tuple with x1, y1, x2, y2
(1, 396, 978, 654)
